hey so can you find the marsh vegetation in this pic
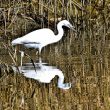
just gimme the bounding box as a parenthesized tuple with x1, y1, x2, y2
(0, 0, 110, 110)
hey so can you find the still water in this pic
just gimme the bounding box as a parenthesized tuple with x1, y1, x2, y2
(12, 58, 71, 90)
(0, 49, 110, 110)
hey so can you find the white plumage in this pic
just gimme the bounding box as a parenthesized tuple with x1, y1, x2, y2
(12, 20, 75, 54)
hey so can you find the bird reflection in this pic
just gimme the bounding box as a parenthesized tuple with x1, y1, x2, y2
(13, 58, 71, 90)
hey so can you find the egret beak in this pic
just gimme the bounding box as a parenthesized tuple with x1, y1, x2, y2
(71, 26, 77, 33)
(68, 24, 77, 33)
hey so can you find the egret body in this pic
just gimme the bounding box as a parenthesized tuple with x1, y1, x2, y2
(11, 20, 75, 64)
(12, 20, 75, 54)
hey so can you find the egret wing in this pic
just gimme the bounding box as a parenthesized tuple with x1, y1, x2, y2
(21, 28, 54, 44)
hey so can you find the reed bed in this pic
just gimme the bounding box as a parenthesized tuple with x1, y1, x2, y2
(0, 0, 110, 110)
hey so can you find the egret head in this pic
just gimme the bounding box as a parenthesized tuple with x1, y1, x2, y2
(60, 20, 76, 32)
(58, 83, 71, 90)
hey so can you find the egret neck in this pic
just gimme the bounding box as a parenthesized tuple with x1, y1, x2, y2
(54, 22, 64, 43)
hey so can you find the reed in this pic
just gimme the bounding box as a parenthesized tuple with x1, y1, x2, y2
(0, 0, 110, 110)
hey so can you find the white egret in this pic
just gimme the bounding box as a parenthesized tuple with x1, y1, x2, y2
(12, 60, 71, 90)
(11, 20, 75, 64)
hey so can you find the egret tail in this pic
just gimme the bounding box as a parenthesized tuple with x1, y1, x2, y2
(12, 38, 23, 45)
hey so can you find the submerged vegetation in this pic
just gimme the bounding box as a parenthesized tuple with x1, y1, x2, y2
(0, 0, 110, 110)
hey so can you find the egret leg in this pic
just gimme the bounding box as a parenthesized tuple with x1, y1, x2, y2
(14, 47, 17, 62)
(36, 51, 39, 56)
(36, 48, 41, 58)
(38, 47, 42, 57)
(36, 51, 39, 62)
(20, 51, 24, 68)
(39, 57, 42, 64)
(36, 48, 42, 63)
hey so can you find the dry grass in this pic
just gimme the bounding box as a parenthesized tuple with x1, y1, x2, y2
(0, 0, 110, 110)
